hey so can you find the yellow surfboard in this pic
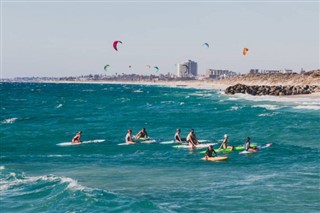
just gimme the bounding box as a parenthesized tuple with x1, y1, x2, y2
(201, 156, 228, 161)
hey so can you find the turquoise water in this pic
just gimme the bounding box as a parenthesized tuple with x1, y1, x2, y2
(1, 82, 319, 212)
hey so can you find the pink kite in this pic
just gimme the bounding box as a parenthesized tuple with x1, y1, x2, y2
(113, 40, 122, 51)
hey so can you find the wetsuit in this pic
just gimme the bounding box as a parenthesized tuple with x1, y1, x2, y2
(206, 148, 217, 157)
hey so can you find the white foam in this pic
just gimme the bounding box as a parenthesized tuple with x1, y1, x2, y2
(47, 155, 71, 158)
(161, 101, 175, 104)
(229, 106, 241, 111)
(257, 112, 278, 117)
(228, 97, 241, 100)
(189, 92, 213, 97)
(56, 104, 63, 108)
(0, 173, 86, 192)
(0, 166, 5, 170)
(133, 89, 143, 93)
(293, 105, 320, 110)
(2, 117, 18, 124)
(252, 104, 281, 110)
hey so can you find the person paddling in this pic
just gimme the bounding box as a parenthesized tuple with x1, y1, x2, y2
(218, 134, 234, 151)
(205, 145, 217, 159)
(126, 129, 135, 144)
(71, 131, 82, 144)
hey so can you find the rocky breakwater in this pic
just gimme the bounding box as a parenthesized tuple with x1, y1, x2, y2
(225, 84, 319, 96)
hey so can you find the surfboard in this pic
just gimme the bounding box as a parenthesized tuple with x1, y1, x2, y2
(140, 139, 156, 144)
(135, 137, 151, 141)
(259, 143, 273, 149)
(201, 156, 228, 161)
(117, 142, 135, 146)
(160, 139, 208, 145)
(239, 143, 272, 154)
(173, 143, 217, 149)
(57, 139, 105, 146)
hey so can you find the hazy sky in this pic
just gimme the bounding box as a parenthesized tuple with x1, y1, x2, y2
(1, 0, 319, 78)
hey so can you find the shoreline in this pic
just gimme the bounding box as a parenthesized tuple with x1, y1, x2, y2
(4, 79, 320, 103)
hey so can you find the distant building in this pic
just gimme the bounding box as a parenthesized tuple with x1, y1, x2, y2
(282, 69, 293, 74)
(177, 60, 198, 78)
(260, 69, 281, 74)
(205, 69, 237, 79)
(249, 69, 259, 74)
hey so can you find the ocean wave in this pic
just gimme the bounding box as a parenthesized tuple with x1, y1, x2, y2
(228, 106, 241, 111)
(82, 89, 95, 92)
(293, 105, 320, 110)
(1, 117, 18, 124)
(46, 155, 71, 158)
(257, 112, 279, 117)
(117, 97, 130, 103)
(161, 101, 175, 104)
(0, 166, 5, 170)
(228, 97, 241, 100)
(133, 89, 143, 93)
(0, 172, 84, 192)
(0, 171, 164, 212)
(252, 104, 281, 110)
(56, 104, 63, 108)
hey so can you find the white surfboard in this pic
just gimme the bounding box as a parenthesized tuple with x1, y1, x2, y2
(117, 142, 135, 146)
(57, 139, 105, 146)
(140, 139, 157, 144)
(160, 139, 208, 144)
(173, 142, 217, 149)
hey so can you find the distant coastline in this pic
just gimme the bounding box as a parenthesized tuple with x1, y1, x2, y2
(2, 70, 319, 100)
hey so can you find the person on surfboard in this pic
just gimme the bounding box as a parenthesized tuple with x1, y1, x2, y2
(135, 128, 148, 139)
(186, 129, 199, 147)
(126, 129, 135, 144)
(244, 137, 259, 152)
(205, 145, 217, 159)
(174, 129, 185, 142)
(71, 131, 82, 144)
(218, 134, 234, 151)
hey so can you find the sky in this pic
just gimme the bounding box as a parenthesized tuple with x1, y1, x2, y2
(1, 0, 319, 78)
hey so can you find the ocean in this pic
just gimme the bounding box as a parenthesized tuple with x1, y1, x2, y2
(1, 82, 319, 212)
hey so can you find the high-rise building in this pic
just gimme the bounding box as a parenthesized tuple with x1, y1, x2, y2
(177, 60, 198, 78)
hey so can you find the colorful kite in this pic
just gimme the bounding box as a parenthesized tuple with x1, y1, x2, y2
(104, 64, 110, 71)
(243, 48, 249, 56)
(202, 43, 209, 48)
(113, 40, 122, 51)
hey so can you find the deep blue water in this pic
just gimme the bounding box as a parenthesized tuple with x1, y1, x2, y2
(1, 82, 319, 212)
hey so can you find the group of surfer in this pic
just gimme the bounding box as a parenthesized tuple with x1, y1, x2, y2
(72, 128, 259, 156)
(204, 136, 259, 159)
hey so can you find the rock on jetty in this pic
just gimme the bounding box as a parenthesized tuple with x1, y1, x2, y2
(225, 84, 319, 96)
